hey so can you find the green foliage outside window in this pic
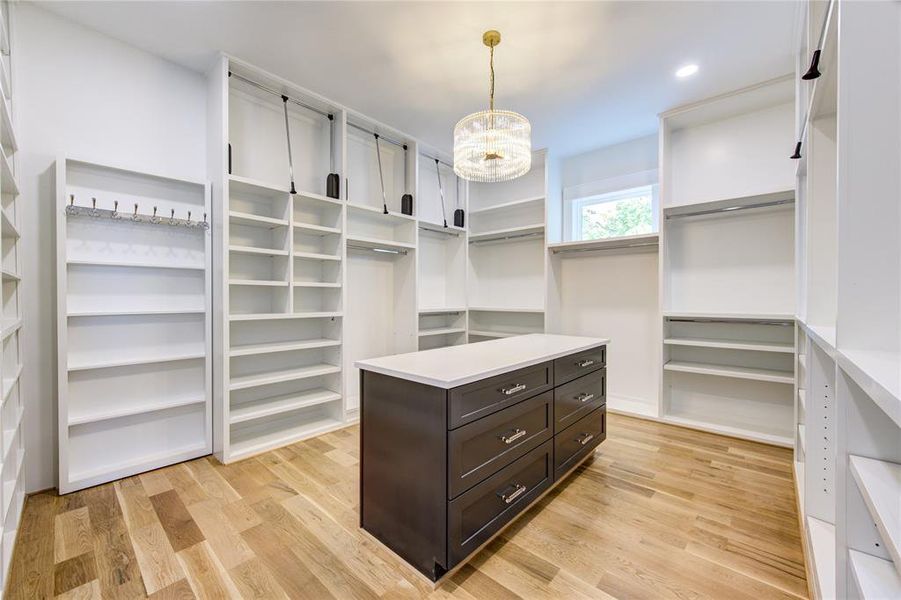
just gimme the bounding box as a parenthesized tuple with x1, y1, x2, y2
(580, 194, 653, 240)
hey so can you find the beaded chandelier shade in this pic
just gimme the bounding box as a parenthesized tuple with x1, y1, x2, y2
(453, 30, 532, 183)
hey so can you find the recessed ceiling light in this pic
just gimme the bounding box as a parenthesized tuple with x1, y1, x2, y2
(675, 64, 699, 78)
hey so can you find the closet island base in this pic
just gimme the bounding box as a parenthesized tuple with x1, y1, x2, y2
(356, 334, 609, 582)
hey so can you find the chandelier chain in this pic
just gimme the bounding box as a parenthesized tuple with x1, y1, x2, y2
(489, 45, 495, 111)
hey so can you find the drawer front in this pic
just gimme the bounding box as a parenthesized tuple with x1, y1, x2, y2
(449, 391, 553, 499)
(448, 440, 552, 566)
(554, 345, 606, 386)
(449, 361, 553, 429)
(554, 407, 606, 480)
(554, 368, 606, 432)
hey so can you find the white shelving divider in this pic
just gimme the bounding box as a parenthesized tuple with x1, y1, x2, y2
(0, 0, 20, 585)
(55, 157, 212, 493)
(210, 56, 347, 462)
(467, 150, 547, 342)
(658, 76, 797, 446)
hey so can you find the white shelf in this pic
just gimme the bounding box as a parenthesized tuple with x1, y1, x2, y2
(664, 189, 795, 219)
(67, 443, 207, 492)
(663, 311, 796, 321)
(469, 306, 544, 314)
(346, 235, 415, 252)
(292, 281, 341, 288)
(0, 208, 18, 239)
(850, 550, 901, 600)
(67, 352, 205, 372)
(468, 330, 518, 339)
(68, 395, 206, 427)
(469, 195, 544, 215)
(0, 269, 19, 282)
(799, 353, 807, 371)
(663, 336, 794, 353)
(294, 190, 343, 207)
(663, 360, 794, 384)
(837, 349, 901, 429)
(807, 516, 836, 600)
(229, 363, 341, 391)
(67, 258, 204, 271)
(228, 415, 344, 461)
(1, 318, 20, 341)
(2, 364, 22, 401)
(294, 251, 341, 262)
(229, 210, 289, 228)
(418, 327, 466, 338)
(293, 222, 341, 236)
(419, 307, 467, 315)
(802, 322, 837, 356)
(2, 406, 22, 459)
(228, 173, 291, 196)
(0, 92, 16, 154)
(548, 233, 660, 255)
(229, 389, 341, 425)
(229, 245, 289, 257)
(228, 279, 289, 287)
(229, 338, 340, 357)
(799, 388, 807, 413)
(0, 145, 17, 196)
(2, 452, 23, 522)
(418, 220, 465, 236)
(469, 224, 544, 244)
(67, 308, 205, 318)
(663, 414, 793, 447)
(799, 424, 806, 454)
(229, 311, 342, 322)
(849, 456, 901, 570)
(347, 202, 416, 222)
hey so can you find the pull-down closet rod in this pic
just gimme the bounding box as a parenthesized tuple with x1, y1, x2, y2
(229, 71, 333, 120)
(665, 198, 793, 220)
(347, 122, 407, 150)
(422, 154, 453, 170)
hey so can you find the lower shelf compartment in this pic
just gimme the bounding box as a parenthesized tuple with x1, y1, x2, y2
(230, 389, 341, 424)
(664, 360, 794, 384)
(663, 414, 793, 447)
(806, 516, 836, 600)
(228, 403, 344, 461)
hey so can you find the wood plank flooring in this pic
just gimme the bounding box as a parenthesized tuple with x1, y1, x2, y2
(6, 414, 808, 599)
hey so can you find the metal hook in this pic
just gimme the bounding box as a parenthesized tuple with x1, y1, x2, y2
(150, 206, 160, 224)
(132, 203, 141, 222)
(185, 211, 194, 228)
(111, 200, 121, 220)
(202, 213, 209, 230)
(66, 194, 77, 215)
(168, 209, 177, 226)
(90, 197, 100, 217)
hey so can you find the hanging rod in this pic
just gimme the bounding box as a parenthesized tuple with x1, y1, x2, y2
(667, 317, 792, 326)
(347, 244, 408, 256)
(419, 225, 461, 237)
(422, 154, 453, 170)
(469, 231, 544, 245)
(347, 122, 407, 150)
(552, 242, 658, 255)
(64, 195, 208, 230)
(229, 71, 333, 120)
(665, 198, 794, 220)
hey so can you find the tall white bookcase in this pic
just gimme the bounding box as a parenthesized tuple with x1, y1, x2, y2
(0, 0, 21, 587)
(792, 1, 901, 598)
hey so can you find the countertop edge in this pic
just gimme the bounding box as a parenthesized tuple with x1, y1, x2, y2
(355, 338, 609, 389)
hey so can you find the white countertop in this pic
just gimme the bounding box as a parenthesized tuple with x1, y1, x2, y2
(354, 333, 609, 389)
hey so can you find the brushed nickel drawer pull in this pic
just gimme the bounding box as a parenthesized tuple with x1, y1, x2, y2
(576, 393, 595, 403)
(498, 483, 527, 504)
(499, 428, 527, 444)
(500, 383, 526, 395)
(578, 433, 594, 446)
(575, 359, 596, 368)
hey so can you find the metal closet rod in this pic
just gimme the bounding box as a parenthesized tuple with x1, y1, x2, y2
(347, 244, 408, 256)
(667, 317, 792, 326)
(347, 122, 407, 150)
(423, 154, 453, 170)
(552, 242, 658, 255)
(470, 231, 544, 245)
(665, 198, 793, 220)
(229, 71, 333, 120)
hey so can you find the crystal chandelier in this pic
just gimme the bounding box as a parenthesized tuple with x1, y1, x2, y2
(454, 30, 531, 183)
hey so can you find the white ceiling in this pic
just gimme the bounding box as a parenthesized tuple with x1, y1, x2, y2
(37, 1, 799, 158)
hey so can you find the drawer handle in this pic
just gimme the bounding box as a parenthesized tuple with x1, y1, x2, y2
(498, 483, 527, 504)
(576, 393, 595, 403)
(577, 433, 594, 446)
(500, 383, 527, 396)
(575, 359, 596, 368)
(500, 428, 527, 444)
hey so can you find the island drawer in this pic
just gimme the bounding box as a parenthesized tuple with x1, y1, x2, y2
(449, 391, 553, 499)
(448, 440, 553, 565)
(554, 368, 606, 432)
(448, 361, 553, 429)
(553, 406, 606, 480)
(554, 345, 606, 385)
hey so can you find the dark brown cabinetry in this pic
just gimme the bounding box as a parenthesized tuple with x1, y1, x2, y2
(360, 344, 607, 582)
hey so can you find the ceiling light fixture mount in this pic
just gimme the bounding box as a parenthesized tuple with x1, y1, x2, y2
(453, 30, 532, 183)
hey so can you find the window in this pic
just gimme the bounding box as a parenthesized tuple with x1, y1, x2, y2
(570, 185, 657, 241)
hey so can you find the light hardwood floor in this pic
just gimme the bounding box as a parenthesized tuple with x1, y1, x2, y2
(6, 414, 808, 599)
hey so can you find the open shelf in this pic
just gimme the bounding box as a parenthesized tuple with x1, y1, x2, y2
(347, 202, 416, 222)
(229, 338, 340, 358)
(663, 413, 792, 446)
(469, 195, 544, 215)
(849, 456, 901, 569)
(850, 550, 901, 600)
(293, 282, 340, 288)
(418, 221, 465, 236)
(419, 307, 466, 315)
(0, 209, 17, 239)
(0, 91, 16, 154)
(346, 235, 415, 252)
(0, 146, 17, 196)
(803, 322, 837, 356)
(294, 251, 341, 262)
(229, 210, 289, 229)
(229, 311, 342, 322)
(67, 258, 204, 271)
(807, 516, 836, 600)
(68, 442, 207, 492)
(838, 349, 901, 429)
(468, 224, 544, 244)
(229, 363, 341, 391)
(228, 410, 344, 461)
(799, 389, 807, 413)
(1, 318, 19, 341)
(799, 424, 806, 454)
(418, 327, 466, 338)
(664, 337, 794, 353)
(68, 394, 205, 427)
(228, 279, 288, 287)
(229, 245, 289, 257)
(663, 360, 793, 384)
(548, 233, 659, 255)
(663, 311, 795, 321)
(293, 222, 341, 236)
(229, 389, 341, 425)
(469, 307, 544, 314)
(67, 352, 204, 372)
(468, 330, 517, 339)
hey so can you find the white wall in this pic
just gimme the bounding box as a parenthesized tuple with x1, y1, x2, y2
(17, 5, 207, 492)
(562, 134, 658, 193)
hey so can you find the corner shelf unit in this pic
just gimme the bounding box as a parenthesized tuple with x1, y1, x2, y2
(55, 157, 212, 493)
(0, 0, 21, 586)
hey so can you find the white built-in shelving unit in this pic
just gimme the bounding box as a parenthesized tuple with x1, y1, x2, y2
(467, 150, 547, 341)
(0, 0, 20, 586)
(55, 158, 212, 493)
(792, 2, 901, 598)
(658, 76, 797, 447)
